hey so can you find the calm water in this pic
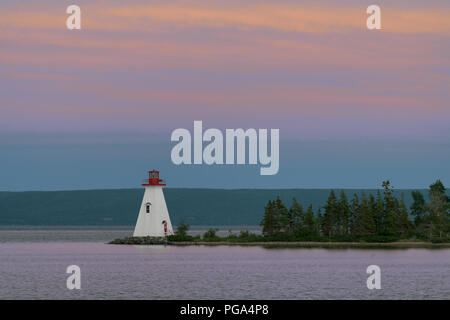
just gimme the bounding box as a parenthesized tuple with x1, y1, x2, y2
(0, 228, 449, 299)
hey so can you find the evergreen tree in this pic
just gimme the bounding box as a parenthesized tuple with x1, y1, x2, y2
(259, 179, 448, 242)
(289, 198, 304, 234)
(304, 204, 317, 237)
(368, 193, 376, 226)
(273, 196, 289, 233)
(337, 190, 350, 236)
(349, 193, 360, 238)
(352, 193, 376, 238)
(260, 200, 276, 236)
(322, 190, 338, 238)
(430, 180, 447, 196)
(175, 221, 190, 236)
(380, 180, 398, 237)
(410, 191, 426, 227)
(398, 194, 413, 238)
(426, 180, 450, 239)
(316, 208, 323, 236)
(374, 190, 384, 235)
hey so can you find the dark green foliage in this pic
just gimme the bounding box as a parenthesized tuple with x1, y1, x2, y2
(373, 191, 384, 234)
(169, 178, 450, 243)
(410, 190, 426, 226)
(259, 197, 289, 236)
(304, 205, 318, 238)
(379, 180, 398, 237)
(322, 190, 338, 238)
(175, 221, 190, 236)
(168, 221, 194, 241)
(203, 228, 219, 240)
(398, 195, 413, 238)
(235, 231, 263, 242)
(260, 200, 276, 236)
(167, 234, 194, 241)
(274, 196, 289, 233)
(288, 198, 304, 233)
(258, 179, 450, 243)
(337, 190, 350, 236)
(422, 180, 450, 239)
(352, 193, 376, 238)
(349, 193, 359, 237)
(430, 180, 447, 196)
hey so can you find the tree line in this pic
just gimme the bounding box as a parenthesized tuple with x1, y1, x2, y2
(260, 180, 450, 242)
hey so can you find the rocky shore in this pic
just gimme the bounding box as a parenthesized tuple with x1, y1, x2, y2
(109, 236, 168, 245)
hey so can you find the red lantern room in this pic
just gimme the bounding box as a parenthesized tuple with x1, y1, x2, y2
(142, 169, 166, 186)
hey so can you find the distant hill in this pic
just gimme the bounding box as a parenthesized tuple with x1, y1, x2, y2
(0, 188, 444, 226)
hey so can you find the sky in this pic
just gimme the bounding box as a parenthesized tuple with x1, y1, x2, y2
(1, 0, 449, 190)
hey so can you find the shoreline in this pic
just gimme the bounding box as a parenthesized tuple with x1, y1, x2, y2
(108, 237, 450, 248)
(168, 241, 450, 248)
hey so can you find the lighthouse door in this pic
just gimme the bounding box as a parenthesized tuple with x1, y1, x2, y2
(162, 220, 167, 236)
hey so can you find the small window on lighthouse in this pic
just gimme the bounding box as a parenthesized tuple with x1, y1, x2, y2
(146, 202, 151, 213)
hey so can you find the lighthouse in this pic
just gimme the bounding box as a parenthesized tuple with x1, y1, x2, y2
(133, 170, 174, 237)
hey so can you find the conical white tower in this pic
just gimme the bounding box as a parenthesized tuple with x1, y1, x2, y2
(133, 170, 174, 237)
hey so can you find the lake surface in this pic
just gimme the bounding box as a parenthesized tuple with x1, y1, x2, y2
(0, 228, 449, 299)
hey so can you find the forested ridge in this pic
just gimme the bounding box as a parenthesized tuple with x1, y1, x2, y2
(0, 184, 448, 232)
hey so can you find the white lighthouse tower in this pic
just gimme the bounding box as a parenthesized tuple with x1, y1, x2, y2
(133, 170, 174, 237)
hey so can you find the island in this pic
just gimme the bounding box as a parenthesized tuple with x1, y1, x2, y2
(109, 180, 450, 247)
